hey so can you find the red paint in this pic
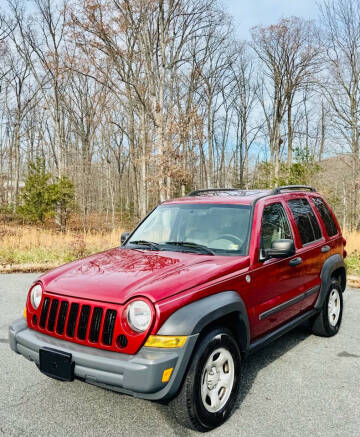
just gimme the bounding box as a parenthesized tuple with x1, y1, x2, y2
(25, 190, 344, 353)
(26, 288, 154, 354)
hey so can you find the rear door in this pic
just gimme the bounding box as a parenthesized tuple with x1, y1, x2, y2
(285, 196, 324, 312)
(310, 195, 342, 260)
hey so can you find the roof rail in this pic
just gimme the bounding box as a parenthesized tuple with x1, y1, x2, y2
(187, 185, 316, 198)
(188, 188, 243, 196)
(272, 185, 316, 194)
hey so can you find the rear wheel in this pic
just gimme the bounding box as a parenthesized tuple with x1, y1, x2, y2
(170, 328, 241, 432)
(312, 279, 343, 337)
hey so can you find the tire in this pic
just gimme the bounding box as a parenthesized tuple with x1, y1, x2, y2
(170, 328, 241, 432)
(311, 278, 343, 337)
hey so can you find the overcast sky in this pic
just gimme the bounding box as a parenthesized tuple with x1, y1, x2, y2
(221, 0, 319, 39)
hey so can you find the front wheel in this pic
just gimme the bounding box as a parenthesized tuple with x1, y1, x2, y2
(311, 279, 343, 337)
(170, 328, 241, 432)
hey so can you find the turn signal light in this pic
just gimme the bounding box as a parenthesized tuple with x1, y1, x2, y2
(23, 307, 27, 319)
(162, 368, 174, 383)
(144, 335, 187, 348)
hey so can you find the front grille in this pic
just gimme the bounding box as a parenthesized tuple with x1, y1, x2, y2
(39, 297, 50, 328)
(66, 303, 79, 337)
(89, 307, 103, 342)
(102, 309, 117, 345)
(77, 305, 91, 340)
(38, 295, 118, 348)
(47, 299, 59, 331)
(56, 301, 69, 334)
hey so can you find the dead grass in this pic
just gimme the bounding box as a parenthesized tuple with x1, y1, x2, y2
(0, 225, 124, 273)
(343, 230, 360, 254)
(343, 231, 360, 284)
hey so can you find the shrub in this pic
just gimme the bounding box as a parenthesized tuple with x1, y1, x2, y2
(17, 158, 75, 229)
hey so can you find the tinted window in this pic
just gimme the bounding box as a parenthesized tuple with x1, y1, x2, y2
(288, 198, 322, 245)
(260, 203, 293, 259)
(312, 197, 338, 237)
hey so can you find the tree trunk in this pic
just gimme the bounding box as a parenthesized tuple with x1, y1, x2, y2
(287, 97, 293, 169)
(319, 102, 326, 161)
(139, 108, 147, 218)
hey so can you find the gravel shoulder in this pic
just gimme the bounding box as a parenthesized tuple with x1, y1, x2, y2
(1, 273, 359, 437)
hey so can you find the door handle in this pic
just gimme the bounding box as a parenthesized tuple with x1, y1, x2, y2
(289, 257, 302, 266)
(321, 245, 331, 253)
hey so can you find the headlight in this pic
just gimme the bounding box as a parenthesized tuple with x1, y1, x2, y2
(30, 284, 43, 309)
(127, 300, 152, 332)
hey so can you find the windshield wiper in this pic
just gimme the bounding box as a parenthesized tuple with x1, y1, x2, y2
(165, 241, 215, 255)
(128, 240, 161, 250)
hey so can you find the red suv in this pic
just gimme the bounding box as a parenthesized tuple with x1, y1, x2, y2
(9, 186, 346, 431)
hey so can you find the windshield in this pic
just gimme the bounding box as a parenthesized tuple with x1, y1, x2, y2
(126, 203, 251, 256)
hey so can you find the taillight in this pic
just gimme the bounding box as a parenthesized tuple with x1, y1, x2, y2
(342, 237, 347, 246)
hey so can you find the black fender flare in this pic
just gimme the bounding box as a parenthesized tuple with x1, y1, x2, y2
(158, 291, 250, 351)
(315, 254, 346, 310)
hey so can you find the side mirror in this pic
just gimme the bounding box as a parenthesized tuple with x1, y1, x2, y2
(264, 239, 295, 259)
(121, 232, 130, 246)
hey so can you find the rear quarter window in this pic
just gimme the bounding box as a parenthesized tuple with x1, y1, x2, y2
(312, 197, 338, 237)
(288, 198, 322, 245)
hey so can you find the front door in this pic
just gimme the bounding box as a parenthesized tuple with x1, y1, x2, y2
(247, 201, 308, 339)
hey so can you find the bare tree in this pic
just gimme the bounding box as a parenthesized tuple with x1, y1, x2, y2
(320, 0, 360, 229)
(230, 43, 259, 188)
(0, 0, 357, 234)
(252, 18, 320, 182)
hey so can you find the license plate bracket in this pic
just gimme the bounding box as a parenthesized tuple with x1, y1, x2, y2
(39, 347, 74, 382)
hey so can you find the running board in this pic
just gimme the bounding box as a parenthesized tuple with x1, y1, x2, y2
(248, 309, 317, 355)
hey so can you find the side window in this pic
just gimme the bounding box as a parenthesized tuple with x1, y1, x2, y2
(288, 198, 322, 245)
(312, 197, 338, 237)
(260, 203, 293, 259)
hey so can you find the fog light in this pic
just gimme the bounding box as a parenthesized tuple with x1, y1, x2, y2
(162, 368, 173, 383)
(116, 334, 128, 348)
(144, 335, 187, 348)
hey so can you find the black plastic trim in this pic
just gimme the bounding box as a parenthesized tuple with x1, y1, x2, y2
(259, 286, 319, 320)
(249, 309, 317, 354)
(273, 185, 316, 194)
(188, 188, 272, 197)
(315, 254, 346, 309)
(158, 291, 250, 351)
(39, 297, 50, 329)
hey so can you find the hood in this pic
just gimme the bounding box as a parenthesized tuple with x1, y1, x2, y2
(40, 248, 250, 304)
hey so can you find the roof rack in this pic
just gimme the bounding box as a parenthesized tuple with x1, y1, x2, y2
(188, 188, 245, 196)
(188, 188, 273, 197)
(188, 185, 316, 197)
(272, 185, 316, 194)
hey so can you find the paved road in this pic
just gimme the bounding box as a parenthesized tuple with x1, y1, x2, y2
(1, 274, 359, 437)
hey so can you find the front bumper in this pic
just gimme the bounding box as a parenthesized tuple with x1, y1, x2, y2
(9, 319, 198, 401)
